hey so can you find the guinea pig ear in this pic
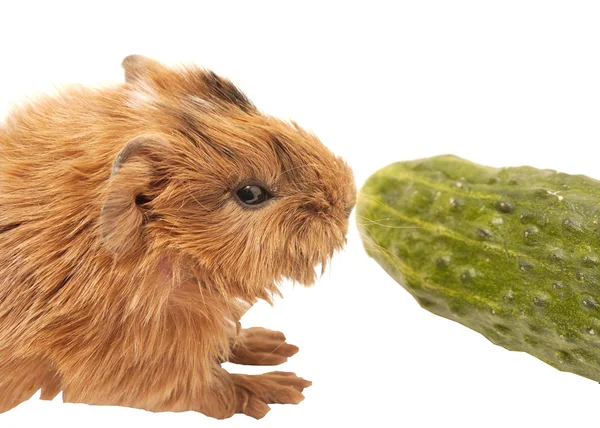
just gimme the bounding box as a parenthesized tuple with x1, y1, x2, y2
(122, 55, 165, 83)
(100, 134, 170, 254)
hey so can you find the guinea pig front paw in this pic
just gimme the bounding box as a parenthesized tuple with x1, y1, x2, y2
(229, 327, 299, 366)
(232, 372, 311, 419)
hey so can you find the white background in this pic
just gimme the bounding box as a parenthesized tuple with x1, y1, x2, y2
(1, 1, 600, 427)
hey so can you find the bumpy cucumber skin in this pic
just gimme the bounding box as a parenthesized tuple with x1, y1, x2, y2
(357, 154, 600, 382)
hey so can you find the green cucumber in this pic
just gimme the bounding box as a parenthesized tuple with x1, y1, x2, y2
(357, 154, 600, 382)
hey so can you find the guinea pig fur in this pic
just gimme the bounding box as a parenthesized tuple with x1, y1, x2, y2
(0, 55, 356, 419)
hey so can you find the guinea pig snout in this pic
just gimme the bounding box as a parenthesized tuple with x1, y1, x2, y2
(307, 196, 355, 220)
(306, 198, 333, 216)
(344, 203, 354, 219)
(343, 187, 357, 219)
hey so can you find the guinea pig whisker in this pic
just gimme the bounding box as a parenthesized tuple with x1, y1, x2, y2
(357, 229, 408, 274)
(355, 214, 425, 230)
(276, 163, 321, 181)
(184, 182, 212, 211)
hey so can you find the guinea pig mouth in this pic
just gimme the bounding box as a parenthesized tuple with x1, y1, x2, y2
(282, 219, 349, 286)
(284, 251, 333, 286)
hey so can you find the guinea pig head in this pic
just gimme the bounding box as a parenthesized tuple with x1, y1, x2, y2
(100, 55, 356, 298)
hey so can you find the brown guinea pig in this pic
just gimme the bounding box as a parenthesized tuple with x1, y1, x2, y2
(0, 55, 356, 419)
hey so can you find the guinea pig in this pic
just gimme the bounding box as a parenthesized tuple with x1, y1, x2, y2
(0, 55, 356, 419)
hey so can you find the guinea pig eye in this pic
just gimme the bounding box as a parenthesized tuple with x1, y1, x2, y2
(235, 184, 271, 206)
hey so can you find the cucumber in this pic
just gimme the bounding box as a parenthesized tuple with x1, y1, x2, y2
(357, 154, 600, 382)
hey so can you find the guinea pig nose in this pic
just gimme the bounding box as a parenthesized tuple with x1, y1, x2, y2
(344, 204, 354, 218)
